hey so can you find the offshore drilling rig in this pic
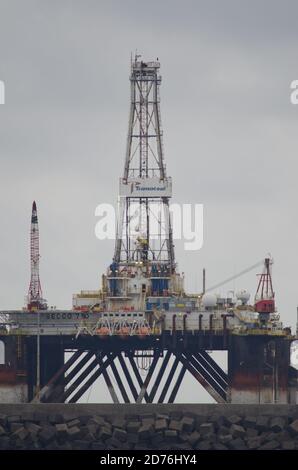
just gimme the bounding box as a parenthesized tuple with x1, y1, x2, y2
(0, 57, 297, 404)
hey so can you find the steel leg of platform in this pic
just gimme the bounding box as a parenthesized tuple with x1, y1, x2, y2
(187, 353, 227, 399)
(157, 355, 180, 403)
(198, 350, 228, 385)
(69, 353, 116, 403)
(175, 352, 226, 403)
(149, 350, 172, 402)
(64, 351, 95, 386)
(60, 356, 102, 402)
(191, 352, 228, 391)
(109, 357, 130, 403)
(98, 356, 119, 403)
(117, 353, 139, 402)
(168, 364, 187, 403)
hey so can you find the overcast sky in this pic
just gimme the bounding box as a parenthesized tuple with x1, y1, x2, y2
(0, 0, 297, 403)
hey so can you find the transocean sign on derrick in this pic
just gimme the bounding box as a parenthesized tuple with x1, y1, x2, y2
(119, 176, 172, 198)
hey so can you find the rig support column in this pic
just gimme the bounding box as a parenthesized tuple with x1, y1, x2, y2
(228, 334, 292, 403)
(0, 336, 27, 403)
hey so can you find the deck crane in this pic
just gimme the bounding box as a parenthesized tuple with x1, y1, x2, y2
(254, 257, 275, 316)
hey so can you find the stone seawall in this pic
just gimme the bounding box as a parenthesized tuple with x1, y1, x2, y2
(0, 404, 298, 450)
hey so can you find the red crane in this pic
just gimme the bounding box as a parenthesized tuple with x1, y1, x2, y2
(254, 257, 275, 314)
(27, 201, 47, 311)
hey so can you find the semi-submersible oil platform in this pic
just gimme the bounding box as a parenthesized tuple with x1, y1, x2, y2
(0, 58, 297, 404)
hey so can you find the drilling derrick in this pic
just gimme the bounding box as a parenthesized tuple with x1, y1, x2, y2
(27, 201, 47, 311)
(107, 57, 182, 307)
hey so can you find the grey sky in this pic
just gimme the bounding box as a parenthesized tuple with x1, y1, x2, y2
(0, 0, 297, 402)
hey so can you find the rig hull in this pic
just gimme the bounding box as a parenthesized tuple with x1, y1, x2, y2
(0, 316, 296, 404)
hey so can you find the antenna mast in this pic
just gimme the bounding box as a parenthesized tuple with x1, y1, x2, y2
(27, 201, 47, 311)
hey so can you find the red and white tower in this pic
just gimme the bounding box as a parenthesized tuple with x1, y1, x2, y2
(27, 201, 47, 311)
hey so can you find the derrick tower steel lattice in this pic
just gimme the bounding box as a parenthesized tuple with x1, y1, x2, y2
(114, 57, 175, 272)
